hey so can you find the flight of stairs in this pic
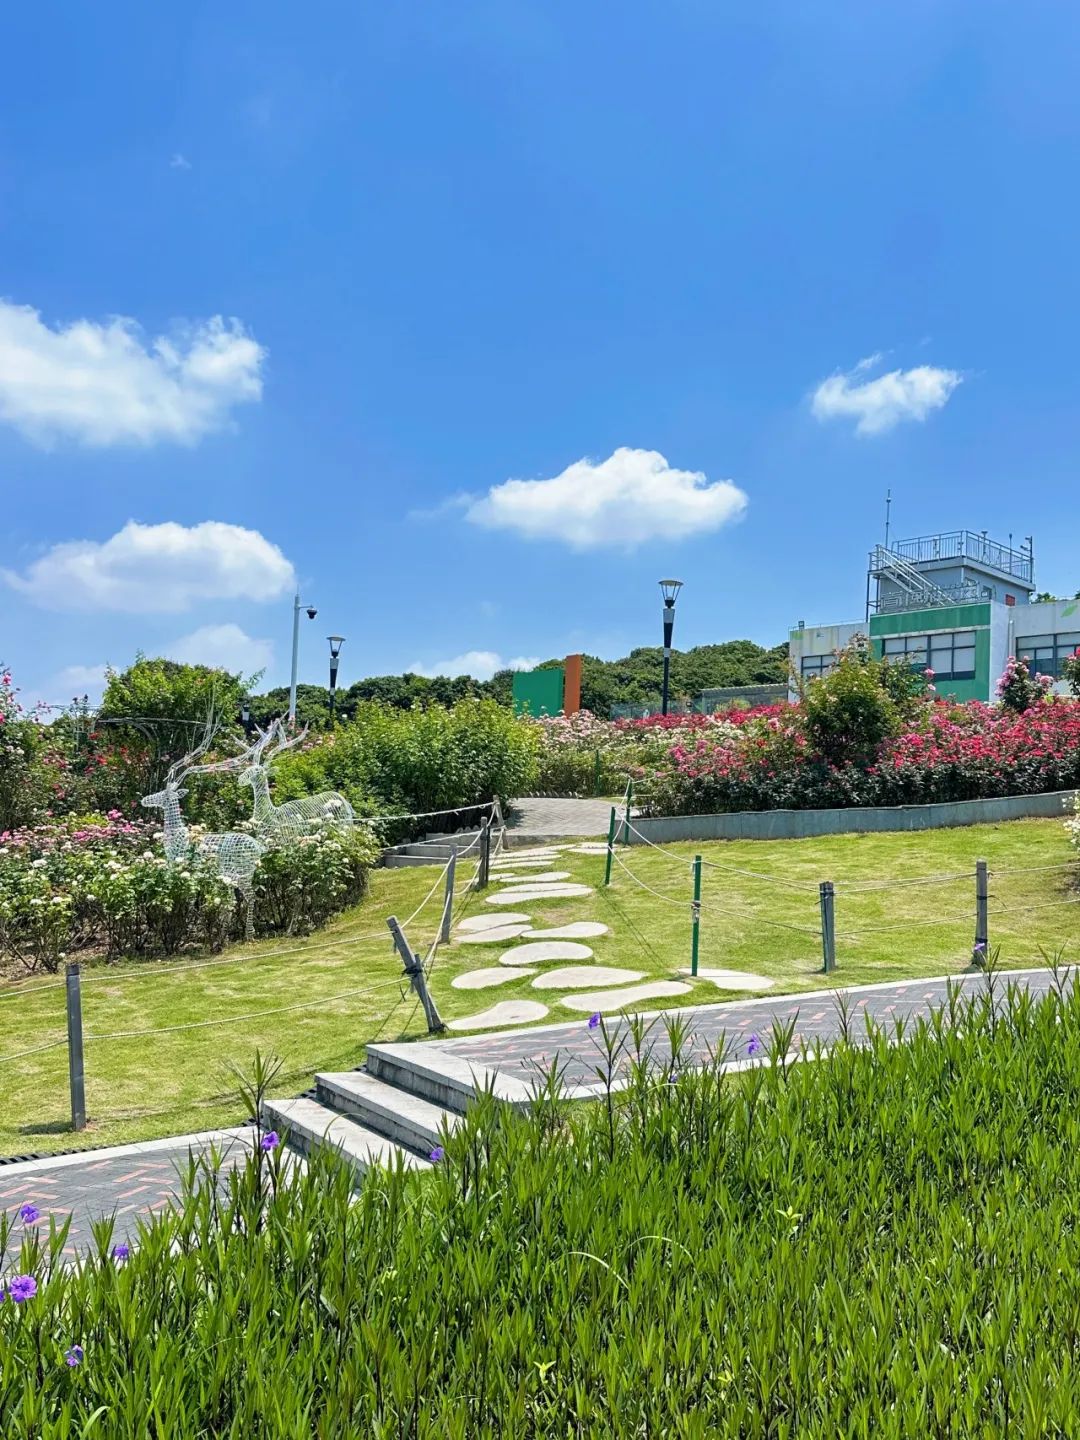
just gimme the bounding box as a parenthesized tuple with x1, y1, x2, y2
(261, 1042, 476, 1178)
(382, 829, 486, 868)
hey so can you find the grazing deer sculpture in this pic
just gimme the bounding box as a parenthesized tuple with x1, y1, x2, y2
(237, 719, 355, 845)
(140, 726, 264, 941)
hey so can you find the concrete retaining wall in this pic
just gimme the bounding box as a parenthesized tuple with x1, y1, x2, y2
(631, 789, 1075, 844)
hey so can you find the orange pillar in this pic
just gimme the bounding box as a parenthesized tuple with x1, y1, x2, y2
(563, 653, 583, 715)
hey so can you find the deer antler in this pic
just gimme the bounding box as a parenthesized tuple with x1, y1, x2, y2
(265, 717, 309, 762)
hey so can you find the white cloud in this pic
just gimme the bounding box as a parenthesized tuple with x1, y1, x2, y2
(4, 520, 295, 614)
(811, 355, 962, 435)
(409, 652, 539, 682)
(169, 153, 192, 170)
(0, 302, 265, 447)
(465, 447, 747, 551)
(166, 623, 273, 675)
(53, 664, 108, 702)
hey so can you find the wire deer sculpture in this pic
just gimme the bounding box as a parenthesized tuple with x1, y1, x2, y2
(140, 721, 265, 941)
(236, 719, 355, 845)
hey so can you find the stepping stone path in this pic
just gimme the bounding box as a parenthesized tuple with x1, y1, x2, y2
(521, 922, 609, 940)
(680, 967, 775, 991)
(458, 925, 533, 945)
(498, 941, 595, 967)
(495, 870, 570, 884)
(493, 858, 563, 870)
(531, 966, 643, 990)
(487, 884, 592, 904)
(447, 1000, 549, 1031)
(458, 912, 532, 932)
(568, 843, 612, 855)
(452, 967, 537, 990)
(561, 980, 691, 1013)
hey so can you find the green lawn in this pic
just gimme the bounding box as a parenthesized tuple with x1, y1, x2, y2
(0, 817, 1075, 1157)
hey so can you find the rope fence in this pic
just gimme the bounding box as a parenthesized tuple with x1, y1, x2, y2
(0, 801, 511, 1135)
(600, 802, 1080, 979)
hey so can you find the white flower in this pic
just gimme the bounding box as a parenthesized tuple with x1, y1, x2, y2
(31, 858, 47, 869)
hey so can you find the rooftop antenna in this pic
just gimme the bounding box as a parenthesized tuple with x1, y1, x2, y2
(883, 489, 892, 550)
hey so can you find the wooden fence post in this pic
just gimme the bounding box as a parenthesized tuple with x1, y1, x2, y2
(819, 881, 836, 975)
(387, 917, 445, 1034)
(65, 962, 86, 1132)
(974, 859, 989, 965)
(440, 849, 456, 945)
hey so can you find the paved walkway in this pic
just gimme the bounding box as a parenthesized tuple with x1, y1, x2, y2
(0, 967, 1053, 1252)
(507, 796, 621, 837)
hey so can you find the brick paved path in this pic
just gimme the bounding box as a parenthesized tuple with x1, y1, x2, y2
(0, 967, 1055, 1255)
(0, 1130, 254, 1260)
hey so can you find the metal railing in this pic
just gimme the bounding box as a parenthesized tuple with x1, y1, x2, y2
(887, 531, 1033, 583)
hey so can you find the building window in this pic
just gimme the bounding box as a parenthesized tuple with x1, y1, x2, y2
(929, 630, 977, 681)
(800, 654, 836, 679)
(882, 634, 929, 671)
(883, 631, 977, 681)
(1015, 632, 1080, 678)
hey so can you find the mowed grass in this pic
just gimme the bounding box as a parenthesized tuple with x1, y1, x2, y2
(0, 817, 1075, 1157)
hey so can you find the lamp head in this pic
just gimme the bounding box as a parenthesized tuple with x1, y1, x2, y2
(659, 579, 683, 606)
(327, 635, 346, 659)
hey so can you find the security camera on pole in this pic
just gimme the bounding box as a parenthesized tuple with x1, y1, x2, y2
(658, 579, 683, 716)
(288, 591, 318, 726)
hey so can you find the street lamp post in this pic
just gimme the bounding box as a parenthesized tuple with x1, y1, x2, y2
(240, 697, 251, 737)
(327, 636, 345, 725)
(288, 592, 318, 726)
(658, 579, 683, 716)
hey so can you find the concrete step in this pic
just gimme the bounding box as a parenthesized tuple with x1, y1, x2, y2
(316, 1070, 461, 1155)
(261, 1096, 430, 1178)
(383, 852, 446, 868)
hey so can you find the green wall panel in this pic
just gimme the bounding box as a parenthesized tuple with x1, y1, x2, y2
(512, 668, 564, 716)
(869, 603, 991, 637)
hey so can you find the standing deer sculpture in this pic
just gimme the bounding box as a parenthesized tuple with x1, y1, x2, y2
(237, 719, 355, 845)
(140, 728, 264, 941)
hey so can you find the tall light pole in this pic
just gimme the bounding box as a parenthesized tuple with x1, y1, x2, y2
(659, 579, 683, 716)
(289, 591, 318, 726)
(327, 635, 345, 725)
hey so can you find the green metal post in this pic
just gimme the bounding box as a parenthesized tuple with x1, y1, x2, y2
(621, 778, 634, 845)
(690, 855, 702, 977)
(604, 806, 617, 886)
(593, 749, 602, 797)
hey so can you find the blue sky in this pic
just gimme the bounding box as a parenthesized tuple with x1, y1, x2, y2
(3, 1, 1079, 707)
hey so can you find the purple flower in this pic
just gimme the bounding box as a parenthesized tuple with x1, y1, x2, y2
(8, 1274, 37, 1304)
(667, 1071, 679, 1085)
(973, 942, 987, 953)
(430, 1146, 445, 1163)
(260, 1131, 280, 1152)
(588, 1012, 601, 1030)
(747, 1034, 763, 1058)
(112, 1243, 129, 1263)
(18, 1204, 40, 1224)
(65, 1344, 84, 1368)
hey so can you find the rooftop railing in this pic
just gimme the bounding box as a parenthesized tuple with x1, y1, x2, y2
(888, 532, 1033, 583)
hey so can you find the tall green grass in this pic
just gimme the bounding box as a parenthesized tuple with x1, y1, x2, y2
(6, 972, 1080, 1435)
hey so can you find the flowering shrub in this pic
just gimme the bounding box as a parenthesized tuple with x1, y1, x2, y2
(0, 817, 377, 973)
(642, 687, 1080, 817)
(997, 654, 1052, 713)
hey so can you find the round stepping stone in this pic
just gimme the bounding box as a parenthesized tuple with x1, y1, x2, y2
(447, 1000, 549, 1031)
(458, 925, 533, 945)
(452, 967, 537, 990)
(486, 884, 592, 904)
(496, 870, 571, 884)
(569, 843, 611, 854)
(531, 966, 643, 990)
(493, 858, 563, 869)
(498, 941, 595, 966)
(458, 912, 532, 932)
(679, 967, 775, 991)
(521, 922, 610, 940)
(560, 981, 691, 1013)
(503, 847, 564, 859)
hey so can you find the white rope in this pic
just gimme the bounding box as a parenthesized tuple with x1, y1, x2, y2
(620, 817, 815, 891)
(83, 976, 407, 1042)
(360, 801, 495, 826)
(990, 861, 1079, 876)
(606, 850, 689, 907)
(0, 1035, 69, 1065)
